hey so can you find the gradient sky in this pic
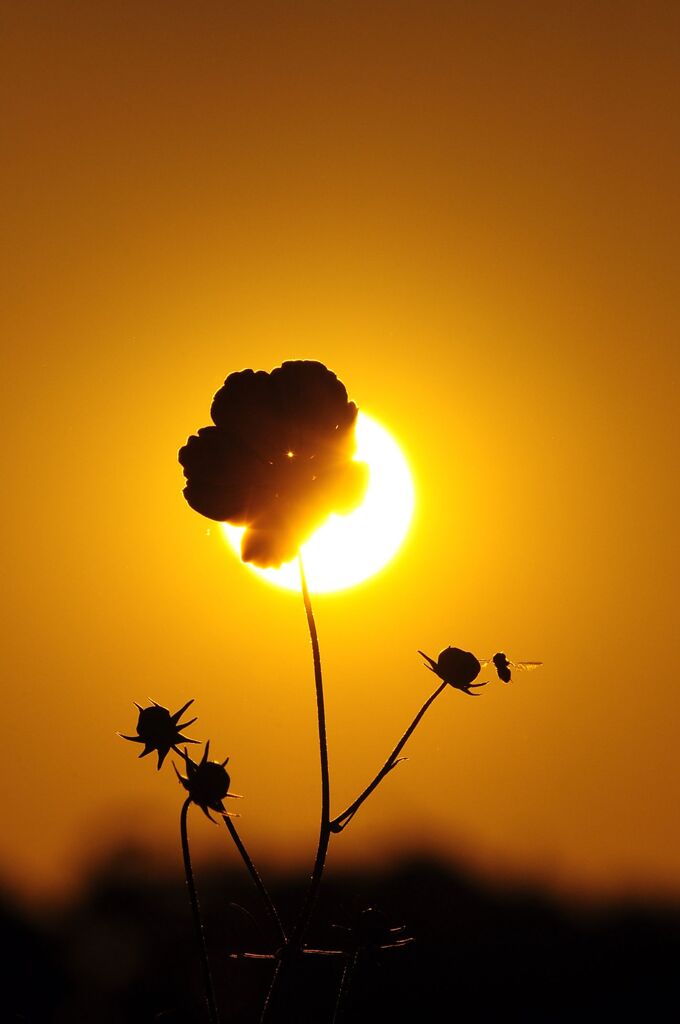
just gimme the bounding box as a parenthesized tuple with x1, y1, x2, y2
(2, 1, 679, 902)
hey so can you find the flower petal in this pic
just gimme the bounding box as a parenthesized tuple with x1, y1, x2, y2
(179, 361, 367, 562)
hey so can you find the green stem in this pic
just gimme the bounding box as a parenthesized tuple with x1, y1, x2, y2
(179, 797, 221, 1024)
(223, 815, 287, 946)
(330, 680, 448, 832)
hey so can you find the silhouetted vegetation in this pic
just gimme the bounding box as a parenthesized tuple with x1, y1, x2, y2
(4, 851, 679, 1022)
(178, 361, 368, 568)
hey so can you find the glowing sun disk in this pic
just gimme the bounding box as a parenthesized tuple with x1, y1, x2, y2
(222, 412, 415, 592)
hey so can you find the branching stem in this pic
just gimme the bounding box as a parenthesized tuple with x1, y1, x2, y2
(330, 680, 448, 832)
(261, 562, 448, 1021)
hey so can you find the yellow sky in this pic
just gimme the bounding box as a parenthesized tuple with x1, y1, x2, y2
(2, 0, 679, 901)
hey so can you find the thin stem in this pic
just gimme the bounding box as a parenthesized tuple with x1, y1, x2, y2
(223, 815, 287, 947)
(330, 680, 448, 832)
(288, 553, 332, 948)
(259, 957, 283, 1024)
(259, 555, 331, 1023)
(179, 797, 221, 1024)
(332, 951, 358, 1024)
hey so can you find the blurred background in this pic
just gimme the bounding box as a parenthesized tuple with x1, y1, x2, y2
(2, 1, 679, 1018)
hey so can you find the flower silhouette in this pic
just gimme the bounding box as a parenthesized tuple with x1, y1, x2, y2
(418, 647, 487, 695)
(120, 699, 199, 769)
(178, 360, 368, 567)
(174, 742, 239, 822)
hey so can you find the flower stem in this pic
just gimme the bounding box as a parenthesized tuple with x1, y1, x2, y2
(222, 815, 287, 946)
(332, 951, 358, 1024)
(259, 555, 331, 1022)
(288, 553, 332, 948)
(179, 797, 221, 1024)
(330, 680, 448, 832)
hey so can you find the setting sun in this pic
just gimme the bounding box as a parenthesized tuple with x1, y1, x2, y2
(222, 412, 415, 592)
(6, 6, 680, 1019)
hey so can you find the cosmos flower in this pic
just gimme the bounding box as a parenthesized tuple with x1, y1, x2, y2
(174, 742, 239, 822)
(418, 647, 487, 696)
(120, 699, 199, 769)
(178, 360, 368, 568)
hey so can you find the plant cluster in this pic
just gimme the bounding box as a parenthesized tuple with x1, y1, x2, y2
(120, 361, 539, 1022)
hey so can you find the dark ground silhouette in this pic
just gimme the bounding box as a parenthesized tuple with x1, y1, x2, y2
(3, 849, 679, 1022)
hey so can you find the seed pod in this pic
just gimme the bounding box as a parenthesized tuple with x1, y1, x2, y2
(119, 699, 199, 769)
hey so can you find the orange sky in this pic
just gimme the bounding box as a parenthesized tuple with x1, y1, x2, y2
(2, 1, 679, 902)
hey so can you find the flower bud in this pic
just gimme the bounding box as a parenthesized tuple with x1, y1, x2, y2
(418, 647, 486, 695)
(119, 699, 199, 769)
(174, 742, 236, 822)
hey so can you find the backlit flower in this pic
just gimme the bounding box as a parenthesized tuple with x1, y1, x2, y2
(418, 647, 487, 695)
(119, 699, 199, 769)
(178, 360, 368, 567)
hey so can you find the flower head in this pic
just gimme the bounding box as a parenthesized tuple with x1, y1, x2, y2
(119, 699, 199, 769)
(174, 742, 238, 822)
(418, 647, 487, 695)
(178, 360, 368, 567)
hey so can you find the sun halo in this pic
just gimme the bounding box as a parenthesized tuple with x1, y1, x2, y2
(222, 412, 415, 593)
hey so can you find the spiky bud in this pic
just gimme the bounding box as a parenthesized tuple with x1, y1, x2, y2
(174, 743, 237, 822)
(119, 699, 199, 769)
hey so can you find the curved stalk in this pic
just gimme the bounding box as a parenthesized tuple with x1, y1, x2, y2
(180, 797, 221, 1024)
(223, 815, 287, 946)
(330, 680, 448, 832)
(260, 555, 331, 1022)
(288, 553, 331, 948)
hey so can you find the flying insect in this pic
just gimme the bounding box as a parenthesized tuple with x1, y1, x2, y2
(480, 652, 543, 684)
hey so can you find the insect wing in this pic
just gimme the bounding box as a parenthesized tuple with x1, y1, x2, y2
(509, 661, 543, 672)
